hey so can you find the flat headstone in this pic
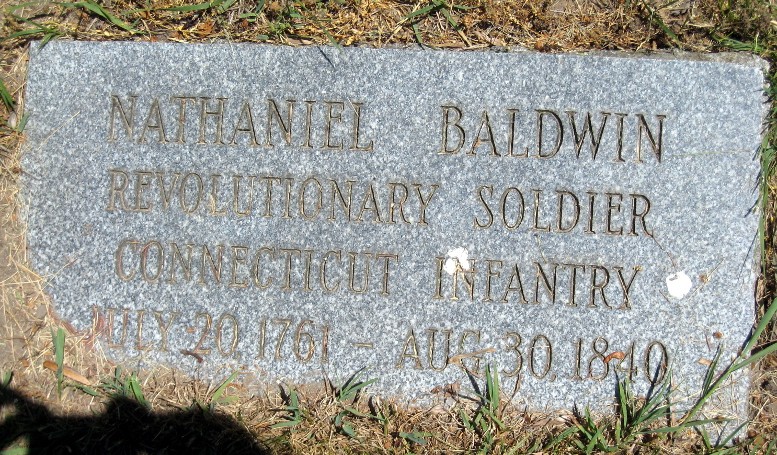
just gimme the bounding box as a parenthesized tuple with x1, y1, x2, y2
(23, 41, 766, 420)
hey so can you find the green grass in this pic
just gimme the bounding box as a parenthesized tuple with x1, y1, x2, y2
(635, 0, 682, 47)
(59, 1, 139, 33)
(272, 387, 305, 430)
(402, 0, 471, 46)
(51, 327, 65, 399)
(100, 366, 150, 408)
(19, 323, 777, 452)
(0, 79, 15, 112)
(460, 364, 506, 453)
(556, 296, 777, 453)
(1, 371, 12, 388)
(163, 0, 238, 14)
(331, 369, 381, 439)
(3, 14, 61, 45)
(208, 371, 239, 410)
(398, 430, 432, 447)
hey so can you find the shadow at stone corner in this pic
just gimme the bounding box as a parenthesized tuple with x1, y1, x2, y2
(0, 383, 271, 454)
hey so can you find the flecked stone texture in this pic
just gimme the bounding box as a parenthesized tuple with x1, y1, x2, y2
(23, 41, 766, 420)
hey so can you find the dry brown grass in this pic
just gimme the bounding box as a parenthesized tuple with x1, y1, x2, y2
(1, 0, 777, 453)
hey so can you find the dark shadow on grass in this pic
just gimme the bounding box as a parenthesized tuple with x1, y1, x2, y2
(0, 383, 271, 454)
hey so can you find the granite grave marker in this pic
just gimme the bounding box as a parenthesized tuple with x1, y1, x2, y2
(22, 41, 766, 419)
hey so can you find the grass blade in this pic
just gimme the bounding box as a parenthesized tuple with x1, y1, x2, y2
(127, 373, 149, 408)
(59, 1, 137, 33)
(637, 0, 681, 46)
(731, 341, 777, 372)
(743, 295, 777, 354)
(337, 370, 377, 403)
(272, 420, 301, 429)
(405, 1, 442, 21)
(653, 419, 720, 433)
(13, 112, 29, 132)
(53, 328, 65, 399)
(211, 371, 238, 404)
(73, 384, 100, 396)
(544, 425, 579, 450)
(440, 8, 458, 29)
(411, 23, 423, 44)
(4, 14, 61, 42)
(460, 408, 473, 431)
(0, 78, 15, 110)
(399, 431, 430, 445)
(716, 421, 747, 446)
(216, 0, 237, 13)
(165, 0, 224, 12)
(0, 14, 60, 41)
(340, 421, 356, 438)
(1, 448, 30, 455)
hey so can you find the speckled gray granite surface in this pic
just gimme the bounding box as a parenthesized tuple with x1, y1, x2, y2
(22, 41, 766, 422)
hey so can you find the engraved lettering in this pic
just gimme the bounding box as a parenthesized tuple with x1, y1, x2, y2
(414, 183, 439, 226)
(534, 262, 558, 305)
(280, 248, 301, 291)
(484, 259, 502, 303)
(300, 176, 324, 220)
(140, 240, 164, 283)
(397, 328, 423, 369)
(324, 101, 344, 150)
(115, 239, 139, 281)
(427, 328, 452, 371)
(167, 242, 193, 284)
(566, 111, 609, 159)
(387, 182, 409, 224)
(532, 189, 551, 232)
(139, 98, 168, 144)
(589, 265, 611, 308)
(474, 185, 495, 229)
(350, 102, 374, 151)
(348, 251, 371, 293)
(329, 179, 354, 221)
(630, 193, 652, 236)
(171, 96, 196, 143)
(180, 173, 204, 214)
(614, 266, 640, 310)
(536, 109, 563, 158)
(107, 169, 131, 212)
(153, 310, 179, 352)
(253, 246, 275, 289)
(500, 265, 528, 304)
(156, 171, 181, 211)
(501, 187, 525, 229)
(636, 114, 665, 163)
(606, 192, 623, 235)
(230, 245, 249, 288)
(200, 244, 224, 285)
(198, 97, 226, 145)
(209, 174, 228, 216)
(356, 183, 383, 223)
(439, 105, 465, 154)
(109, 95, 137, 141)
(135, 310, 152, 351)
(321, 250, 342, 293)
(468, 110, 499, 156)
(230, 101, 259, 146)
(556, 190, 580, 233)
(266, 99, 295, 146)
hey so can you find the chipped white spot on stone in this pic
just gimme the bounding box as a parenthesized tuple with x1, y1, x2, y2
(666, 271, 693, 299)
(443, 247, 469, 275)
